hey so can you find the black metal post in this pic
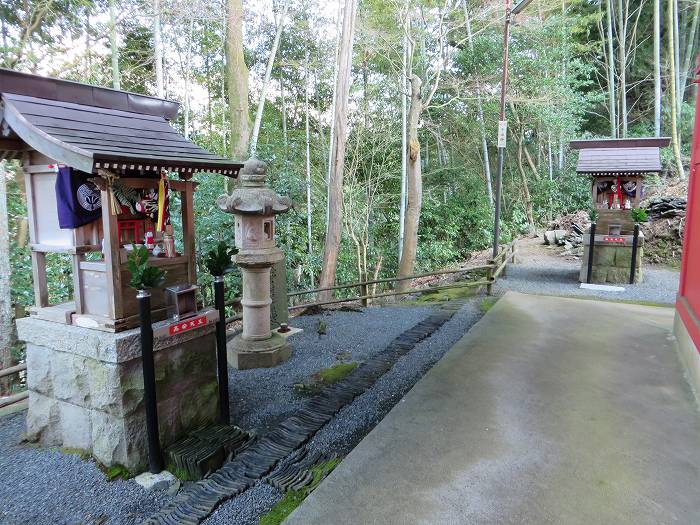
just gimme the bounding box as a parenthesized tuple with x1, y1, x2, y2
(137, 290, 163, 474)
(214, 276, 230, 424)
(586, 222, 596, 284)
(629, 223, 640, 284)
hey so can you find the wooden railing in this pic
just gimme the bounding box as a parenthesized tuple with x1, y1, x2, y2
(288, 241, 518, 311)
(0, 363, 28, 410)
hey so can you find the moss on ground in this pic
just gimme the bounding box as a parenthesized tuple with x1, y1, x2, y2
(316, 362, 358, 384)
(104, 464, 133, 481)
(258, 458, 341, 525)
(166, 463, 196, 482)
(409, 284, 482, 304)
(479, 297, 499, 313)
(294, 363, 358, 396)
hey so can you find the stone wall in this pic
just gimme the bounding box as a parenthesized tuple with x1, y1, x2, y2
(17, 318, 219, 472)
(579, 243, 643, 283)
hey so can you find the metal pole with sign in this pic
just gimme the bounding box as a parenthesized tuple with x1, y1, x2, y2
(492, 0, 534, 257)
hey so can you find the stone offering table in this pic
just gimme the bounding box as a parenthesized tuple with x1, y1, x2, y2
(17, 316, 219, 471)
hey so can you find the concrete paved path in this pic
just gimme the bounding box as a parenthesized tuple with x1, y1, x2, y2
(286, 292, 700, 525)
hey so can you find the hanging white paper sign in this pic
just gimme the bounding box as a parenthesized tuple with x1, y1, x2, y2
(497, 120, 508, 148)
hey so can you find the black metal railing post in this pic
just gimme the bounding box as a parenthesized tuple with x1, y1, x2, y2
(629, 223, 640, 284)
(137, 289, 163, 474)
(586, 222, 596, 284)
(214, 276, 230, 424)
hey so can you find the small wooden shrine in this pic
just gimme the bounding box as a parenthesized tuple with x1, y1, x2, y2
(0, 68, 242, 331)
(570, 137, 671, 283)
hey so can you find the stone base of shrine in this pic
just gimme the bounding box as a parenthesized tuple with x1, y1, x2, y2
(579, 233, 644, 284)
(16, 317, 219, 472)
(227, 332, 291, 370)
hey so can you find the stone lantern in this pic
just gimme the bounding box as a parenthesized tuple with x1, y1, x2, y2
(217, 159, 293, 369)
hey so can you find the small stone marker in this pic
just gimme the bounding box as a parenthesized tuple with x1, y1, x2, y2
(133, 470, 179, 492)
(270, 258, 289, 329)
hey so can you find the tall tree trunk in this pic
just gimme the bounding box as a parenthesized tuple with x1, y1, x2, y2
(679, 0, 700, 108)
(326, 8, 343, 229)
(396, 75, 423, 293)
(616, 0, 628, 137)
(673, 0, 682, 117)
(0, 161, 15, 396)
(318, 0, 358, 301)
(304, 49, 313, 256)
(108, 0, 120, 90)
(668, 0, 685, 178)
(463, 0, 493, 206)
(516, 131, 535, 229)
(225, 0, 249, 160)
(605, 0, 617, 137)
(249, 1, 289, 157)
(183, 17, 194, 139)
(399, 9, 408, 257)
(154, 0, 164, 98)
(654, 0, 662, 136)
(281, 76, 288, 167)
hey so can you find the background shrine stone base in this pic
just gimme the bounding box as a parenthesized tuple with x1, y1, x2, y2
(16, 317, 220, 472)
(580, 244, 643, 284)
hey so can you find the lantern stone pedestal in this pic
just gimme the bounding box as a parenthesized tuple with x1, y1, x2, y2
(217, 159, 293, 370)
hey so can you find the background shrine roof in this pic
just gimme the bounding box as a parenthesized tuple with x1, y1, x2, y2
(569, 137, 671, 176)
(0, 68, 242, 176)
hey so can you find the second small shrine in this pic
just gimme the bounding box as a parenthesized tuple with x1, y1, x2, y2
(570, 137, 671, 284)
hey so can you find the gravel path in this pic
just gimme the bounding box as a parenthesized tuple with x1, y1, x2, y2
(494, 238, 680, 305)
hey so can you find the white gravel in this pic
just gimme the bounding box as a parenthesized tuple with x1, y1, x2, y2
(0, 302, 482, 525)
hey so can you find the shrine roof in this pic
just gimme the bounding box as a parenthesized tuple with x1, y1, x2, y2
(0, 68, 242, 177)
(569, 137, 671, 176)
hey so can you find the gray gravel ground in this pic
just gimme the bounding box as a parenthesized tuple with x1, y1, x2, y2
(0, 411, 172, 525)
(494, 242, 680, 305)
(227, 305, 436, 434)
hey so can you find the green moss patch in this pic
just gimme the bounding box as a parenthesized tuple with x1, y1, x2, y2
(104, 464, 133, 481)
(479, 297, 498, 313)
(411, 284, 481, 304)
(258, 458, 341, 525)
(294, 363, 358, 396)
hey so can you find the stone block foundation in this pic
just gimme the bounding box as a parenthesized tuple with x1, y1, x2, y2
(17, 317, 220, 472)
(579, 233, 644, 284)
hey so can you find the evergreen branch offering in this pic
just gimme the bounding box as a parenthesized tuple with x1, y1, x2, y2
(127, 246, 166, 290)
(630, 208, 648, 223)
(204, 241, 237, 276)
